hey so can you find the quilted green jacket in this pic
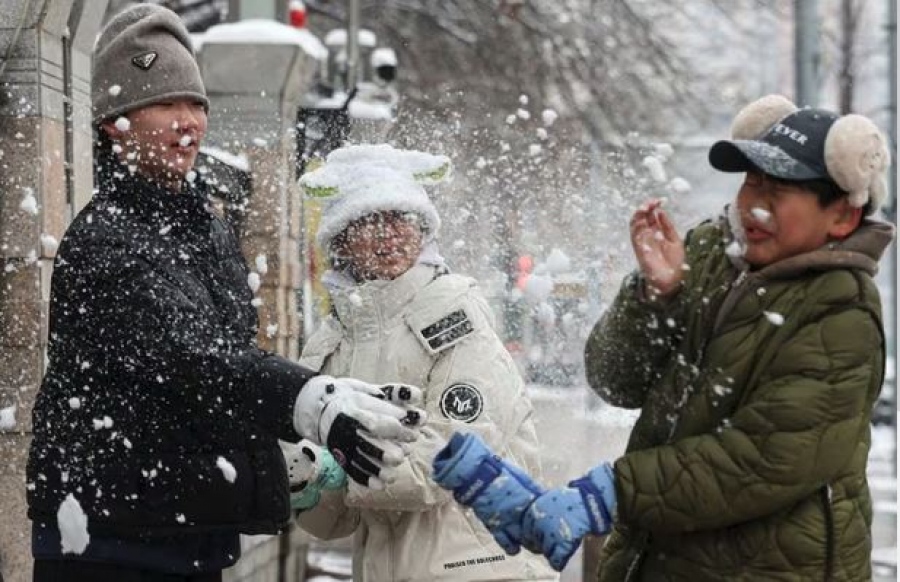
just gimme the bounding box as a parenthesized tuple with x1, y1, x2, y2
(584, 214, 894, 582)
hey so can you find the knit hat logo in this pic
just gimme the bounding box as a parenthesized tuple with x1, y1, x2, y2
(131, 51, 158, 71)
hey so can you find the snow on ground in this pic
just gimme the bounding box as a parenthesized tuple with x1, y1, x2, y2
(868, 425, 897, 580)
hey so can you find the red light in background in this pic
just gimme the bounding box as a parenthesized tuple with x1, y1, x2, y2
(289, 0, 307, 28)
(515, 254, 533, 290)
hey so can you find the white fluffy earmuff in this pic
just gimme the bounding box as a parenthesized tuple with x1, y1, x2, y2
(824, 114, 890, 212)
(729, 94, 891, 214)
(730, 94, 797, 140)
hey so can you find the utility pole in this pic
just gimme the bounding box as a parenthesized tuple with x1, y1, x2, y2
(346, 0, 360, 94)
(887, 0, 897, 476)
(794, 0, 820, 107)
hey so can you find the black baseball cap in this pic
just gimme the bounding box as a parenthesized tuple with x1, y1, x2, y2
(709, 108, 839, 183)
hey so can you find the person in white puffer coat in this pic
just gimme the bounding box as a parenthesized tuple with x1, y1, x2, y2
(293, 144, 558, 582)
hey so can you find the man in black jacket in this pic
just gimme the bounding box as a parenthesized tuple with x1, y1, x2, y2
(26, 6, 424, 581)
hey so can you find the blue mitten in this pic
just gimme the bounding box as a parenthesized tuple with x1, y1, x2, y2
(521, 463, 617, 571)
(432, 432, 544, 554)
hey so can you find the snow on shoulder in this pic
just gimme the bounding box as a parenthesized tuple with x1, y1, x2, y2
(198, 19, 327, 60)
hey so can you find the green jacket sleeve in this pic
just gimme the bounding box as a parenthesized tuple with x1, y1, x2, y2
(614, 305, 882, 534)
(584, 272, 686, 409)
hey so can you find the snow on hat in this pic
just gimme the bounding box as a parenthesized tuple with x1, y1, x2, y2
(92, 4, 209, 123)
(300, 144, 451, 252)
(709, 94, 890, 214)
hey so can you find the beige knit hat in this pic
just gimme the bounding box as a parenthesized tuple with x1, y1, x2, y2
(92, 4, 208, 123)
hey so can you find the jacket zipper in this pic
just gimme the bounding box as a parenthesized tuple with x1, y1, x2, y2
(821, 484, 835, 582)
(388, 517, 396, 582)
(623, 530, 650, 581)
(625, 550, 643, 581)
(628, 267, 753, 580)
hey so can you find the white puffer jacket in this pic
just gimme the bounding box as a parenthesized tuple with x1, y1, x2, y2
(297, 264, 558, 582)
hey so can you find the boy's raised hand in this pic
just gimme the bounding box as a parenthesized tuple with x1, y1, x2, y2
(630, 198, 685, 299)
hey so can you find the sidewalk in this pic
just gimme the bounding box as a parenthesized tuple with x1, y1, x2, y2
(869, 425, 897, 582)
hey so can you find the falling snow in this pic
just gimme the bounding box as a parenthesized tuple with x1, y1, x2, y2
(0, 406, 15, 430)
(247, 272, 261, 292)
(541, 109, 558, 126)
(40, 233, 60, 254)
(763, 311, 785, 325)
(725, 241, 744, 258)
(20, 189, 39, 215)
(57, 494, 90, 554)
(92, 416, 113, 430)
(642, 156, 667, 183)
(217, 456, 237, 483)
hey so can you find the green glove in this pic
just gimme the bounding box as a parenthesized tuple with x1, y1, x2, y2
(283, 439, 348, 510)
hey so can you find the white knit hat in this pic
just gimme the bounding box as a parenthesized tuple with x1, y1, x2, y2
(300, 144, 451, 252)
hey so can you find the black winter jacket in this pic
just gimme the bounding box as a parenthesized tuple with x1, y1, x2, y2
(27, 152, 314, 538)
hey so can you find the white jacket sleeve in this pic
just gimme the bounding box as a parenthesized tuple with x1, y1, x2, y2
(344, 285, 538, 512)
(295, 488, 361, 540)
(294, 321, 362, 539)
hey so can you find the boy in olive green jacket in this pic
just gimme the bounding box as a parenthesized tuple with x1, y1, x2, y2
(432, 95, 894, 581)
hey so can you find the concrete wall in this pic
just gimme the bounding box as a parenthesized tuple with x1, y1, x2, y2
(0, 1, 107, 580)
(199, 32, 318, 360)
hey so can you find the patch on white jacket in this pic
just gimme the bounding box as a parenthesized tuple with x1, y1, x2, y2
(410, 307, 474, 353)
(439, 382, 483, 422)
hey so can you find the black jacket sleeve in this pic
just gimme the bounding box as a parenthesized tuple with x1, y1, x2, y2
(58, 238, 316, 442)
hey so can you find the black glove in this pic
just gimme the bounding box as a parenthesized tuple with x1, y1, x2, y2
(293, 375, 426, 487)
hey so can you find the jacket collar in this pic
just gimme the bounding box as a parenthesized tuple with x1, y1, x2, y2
(722, 206, 895, 280)
(330, 264, 438, 334)
(94, 147, 211, 231)
(760, 218, 895, 280)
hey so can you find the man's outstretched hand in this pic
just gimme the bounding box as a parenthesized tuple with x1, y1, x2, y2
(293, 376, 426, 488)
